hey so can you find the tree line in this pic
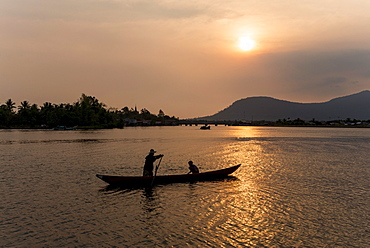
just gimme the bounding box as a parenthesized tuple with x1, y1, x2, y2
(0, 94, 179, 129)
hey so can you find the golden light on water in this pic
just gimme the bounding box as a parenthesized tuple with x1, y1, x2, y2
(208, 126, 284, 246)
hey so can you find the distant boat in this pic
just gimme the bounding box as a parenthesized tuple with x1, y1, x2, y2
(200, 125, 210, 130)
(52, 126, 77, 130)
(96, 164, 241, 187)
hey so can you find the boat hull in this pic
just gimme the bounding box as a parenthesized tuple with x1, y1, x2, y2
(96, 164, 241, 187)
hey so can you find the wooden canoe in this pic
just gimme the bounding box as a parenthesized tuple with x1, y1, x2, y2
(96, 164, 241, 187)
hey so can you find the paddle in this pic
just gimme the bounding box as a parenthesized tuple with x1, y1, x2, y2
(151, 156, 163, 187)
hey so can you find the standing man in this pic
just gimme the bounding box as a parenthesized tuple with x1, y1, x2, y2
(143, 149, 164, 176)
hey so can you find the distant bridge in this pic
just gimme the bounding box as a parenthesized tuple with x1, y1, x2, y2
(178, 119, 245, 126)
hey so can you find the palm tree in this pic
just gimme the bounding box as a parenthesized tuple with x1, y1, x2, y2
(0, 99, 16, 127)
(18, 100, 30, 111)
(18, 100, 31, 126)
(5, 99, 16, 112)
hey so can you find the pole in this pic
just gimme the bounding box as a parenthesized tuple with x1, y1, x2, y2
(151, 156, 163, 187)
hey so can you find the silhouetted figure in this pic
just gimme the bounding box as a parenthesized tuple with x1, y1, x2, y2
(188, 160, 199, 174)
(143, 149, 164, 176)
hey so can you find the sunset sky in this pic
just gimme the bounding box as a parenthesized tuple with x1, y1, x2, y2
(1, 0, 370, 118)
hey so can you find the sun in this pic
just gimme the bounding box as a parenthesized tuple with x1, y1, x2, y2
(238, 36, 256, 51)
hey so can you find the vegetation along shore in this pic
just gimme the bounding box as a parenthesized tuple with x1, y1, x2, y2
(0, 94, 179, 129)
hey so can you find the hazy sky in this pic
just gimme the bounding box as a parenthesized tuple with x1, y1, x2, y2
(1, 0, 370, 118)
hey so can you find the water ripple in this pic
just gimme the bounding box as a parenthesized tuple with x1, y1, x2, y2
(2, 127, 370, 247)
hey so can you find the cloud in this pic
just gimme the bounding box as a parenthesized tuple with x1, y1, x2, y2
(226, 49, 370, 103)
(319, 77, 348, 87)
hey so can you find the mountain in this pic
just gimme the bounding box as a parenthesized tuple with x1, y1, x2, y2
(198, 90, 370, 121)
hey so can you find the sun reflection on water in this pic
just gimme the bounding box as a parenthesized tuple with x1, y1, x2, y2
(197, 126, 304, 246)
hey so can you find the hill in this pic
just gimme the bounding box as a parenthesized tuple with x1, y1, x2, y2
(198, 90, 370, 121)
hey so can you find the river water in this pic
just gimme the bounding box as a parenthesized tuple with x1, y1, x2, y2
(1, 126, 369, 247)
